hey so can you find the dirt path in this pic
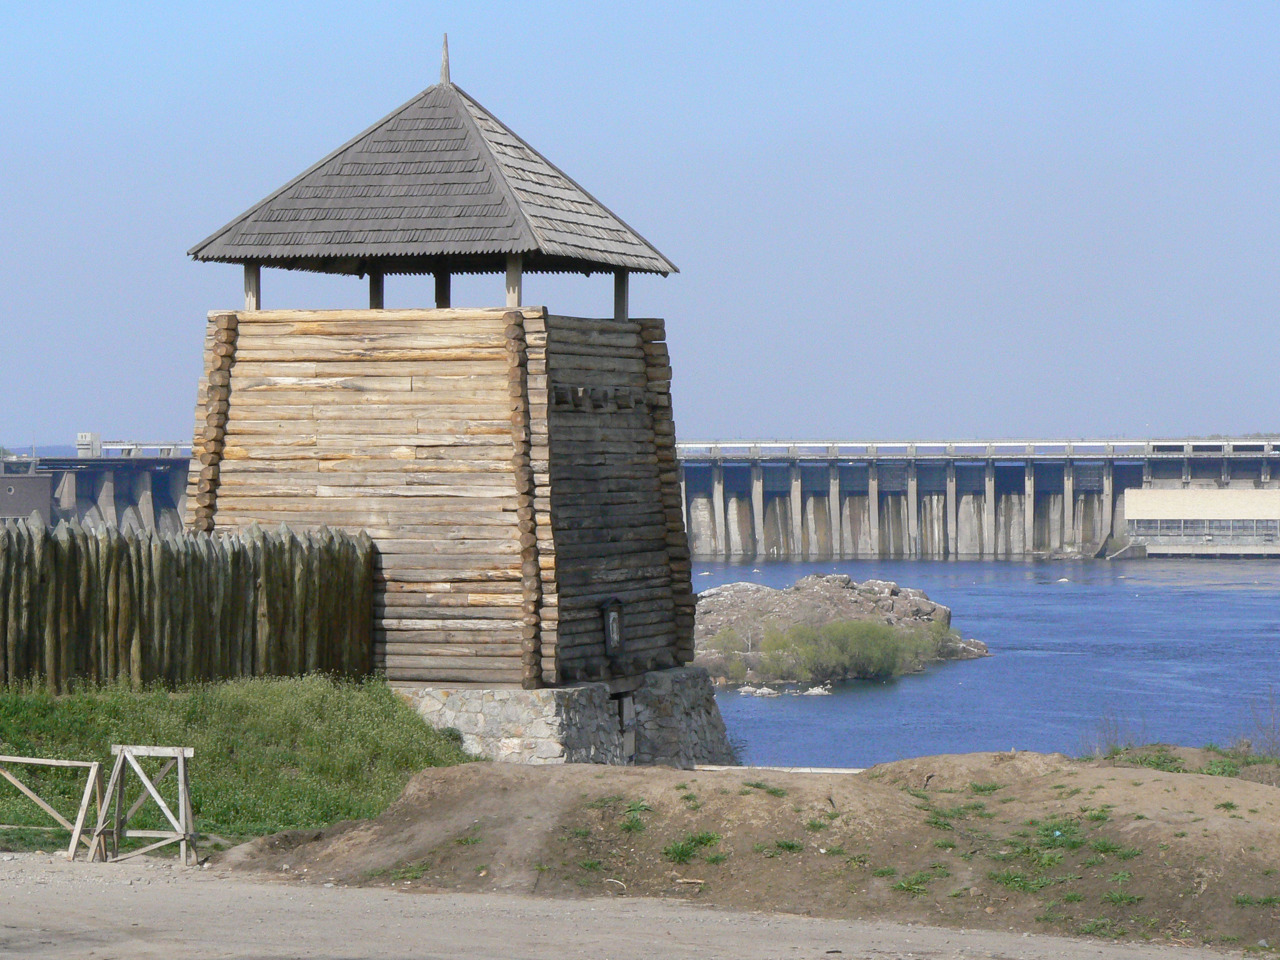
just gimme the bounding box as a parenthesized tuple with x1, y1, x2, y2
(0, 852, 1229, 960)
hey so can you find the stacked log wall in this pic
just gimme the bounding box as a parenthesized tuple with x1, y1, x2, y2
(191, 307, 693, 688)
(542, 315, 686, 683)
(196, 308, 542, 687)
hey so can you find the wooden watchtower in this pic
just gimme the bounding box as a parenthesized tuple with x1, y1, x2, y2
(185, 44, 694, 692)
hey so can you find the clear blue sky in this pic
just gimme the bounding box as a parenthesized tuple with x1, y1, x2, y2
(2, 1, 1278, 447)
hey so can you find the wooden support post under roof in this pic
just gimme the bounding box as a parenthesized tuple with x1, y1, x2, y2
(368, 270, 384, 309)
(243, 263, 260, 311)
(434, 270, 451, 309)
(613, 269, 629, 322)
(505, 254, 523, 308)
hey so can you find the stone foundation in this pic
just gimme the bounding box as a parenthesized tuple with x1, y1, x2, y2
(408, 667, 735, 767)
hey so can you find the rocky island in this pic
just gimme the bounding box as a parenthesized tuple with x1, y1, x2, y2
(694, 574, 988, 687)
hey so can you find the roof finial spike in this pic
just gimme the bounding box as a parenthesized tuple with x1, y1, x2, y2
(440, 34, 450, 85)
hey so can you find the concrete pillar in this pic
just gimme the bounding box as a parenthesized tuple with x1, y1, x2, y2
(983, 461, 996, 559)
(906, 461, 919, 559)
(828, 462, 841, 559)
(1023, 461, 1035, 556)
(1182, 445, 1191, 488)
(96, 471, 117, 528)
(1222, 458, 1231, 486)
(868, 463, 880, 558)
(1142, 458, 1152, 488)
(1062, 461, 1075, 548)
(134, 470, 156, 533)
(54, 472, 76, 514)
(1102, 461, 1114, 540)
(1263, 459, 1272, 484)
(711, 463, 726, 560)
(945, 462, 957, 558)
(750, 462, 765, 560)
(789, 462, 803, 559)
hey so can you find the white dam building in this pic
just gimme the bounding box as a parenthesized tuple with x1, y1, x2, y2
(1125, 489, 1280, 556)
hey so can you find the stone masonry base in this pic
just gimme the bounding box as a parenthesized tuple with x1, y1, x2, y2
(408, 666, 735, 768)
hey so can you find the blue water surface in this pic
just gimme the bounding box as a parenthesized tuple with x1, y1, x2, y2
(701, 560, 1280, 767)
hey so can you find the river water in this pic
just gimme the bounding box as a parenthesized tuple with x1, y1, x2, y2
(700, 559, 1280, 768)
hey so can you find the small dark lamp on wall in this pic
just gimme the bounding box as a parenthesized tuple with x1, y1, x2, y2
(602, 599, 624, 658)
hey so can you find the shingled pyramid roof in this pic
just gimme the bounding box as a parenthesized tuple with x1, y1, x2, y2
(189, 76, 676, 277)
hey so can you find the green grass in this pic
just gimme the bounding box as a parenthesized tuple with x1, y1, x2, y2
(989, 869, 1053, 893)
(1234, 894, 1280, 907)
(0, 676, 472, 847)
(1034, 816, 1086, 850)
(743, 781, 787, 798)
(1199, 758, 1240, 777)
(774, 839, 803, 852)
(1102, 890, 1143, 906)
(969, 781, 1004, 795)
(892, 869, 938, 896)
(716, 618, 958, 685)
(662, 839, 698, 864)
(662, 831, 721, 864)
(619, 814, 645, 833)
(1129, 748, 1185, 773)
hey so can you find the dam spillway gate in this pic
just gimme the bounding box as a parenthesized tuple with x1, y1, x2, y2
(677, 440, 1280, 561)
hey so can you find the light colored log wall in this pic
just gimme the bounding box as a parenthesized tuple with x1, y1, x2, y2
(190, 307, 691, 687)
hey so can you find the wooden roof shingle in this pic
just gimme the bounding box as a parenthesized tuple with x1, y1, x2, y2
(189, 75, 676, 277)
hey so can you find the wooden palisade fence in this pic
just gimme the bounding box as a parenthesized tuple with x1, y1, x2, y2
(0, 516, 375, 690)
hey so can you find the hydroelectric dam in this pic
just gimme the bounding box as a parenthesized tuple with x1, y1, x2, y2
(677, 439, 1280, 561)
(6, 436, 1280, 561)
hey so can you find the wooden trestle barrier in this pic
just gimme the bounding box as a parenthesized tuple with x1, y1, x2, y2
(0, 755, 102, 860)
(91, 745, 197, 865)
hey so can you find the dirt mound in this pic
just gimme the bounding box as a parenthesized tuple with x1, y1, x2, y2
(222, 752, 1280, 951)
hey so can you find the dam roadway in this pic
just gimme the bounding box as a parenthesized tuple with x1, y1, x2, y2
(677, 438, 1280, 561)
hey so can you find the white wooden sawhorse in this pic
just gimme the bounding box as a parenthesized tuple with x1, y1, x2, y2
(91, 745, 197, 865)
(0, 755, 102, 860)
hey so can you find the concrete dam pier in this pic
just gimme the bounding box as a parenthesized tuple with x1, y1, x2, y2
(678, 439, 1280, 561)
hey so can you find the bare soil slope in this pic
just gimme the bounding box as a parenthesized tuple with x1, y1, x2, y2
(222, 752, 1280, 952)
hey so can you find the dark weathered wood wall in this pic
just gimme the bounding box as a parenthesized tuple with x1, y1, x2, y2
(187, 307, 693, 688)
(535, 316, 690, 683)
(0, 517, 373, 690)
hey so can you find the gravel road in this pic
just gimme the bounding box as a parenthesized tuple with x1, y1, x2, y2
(0, 852, 1234, 960)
